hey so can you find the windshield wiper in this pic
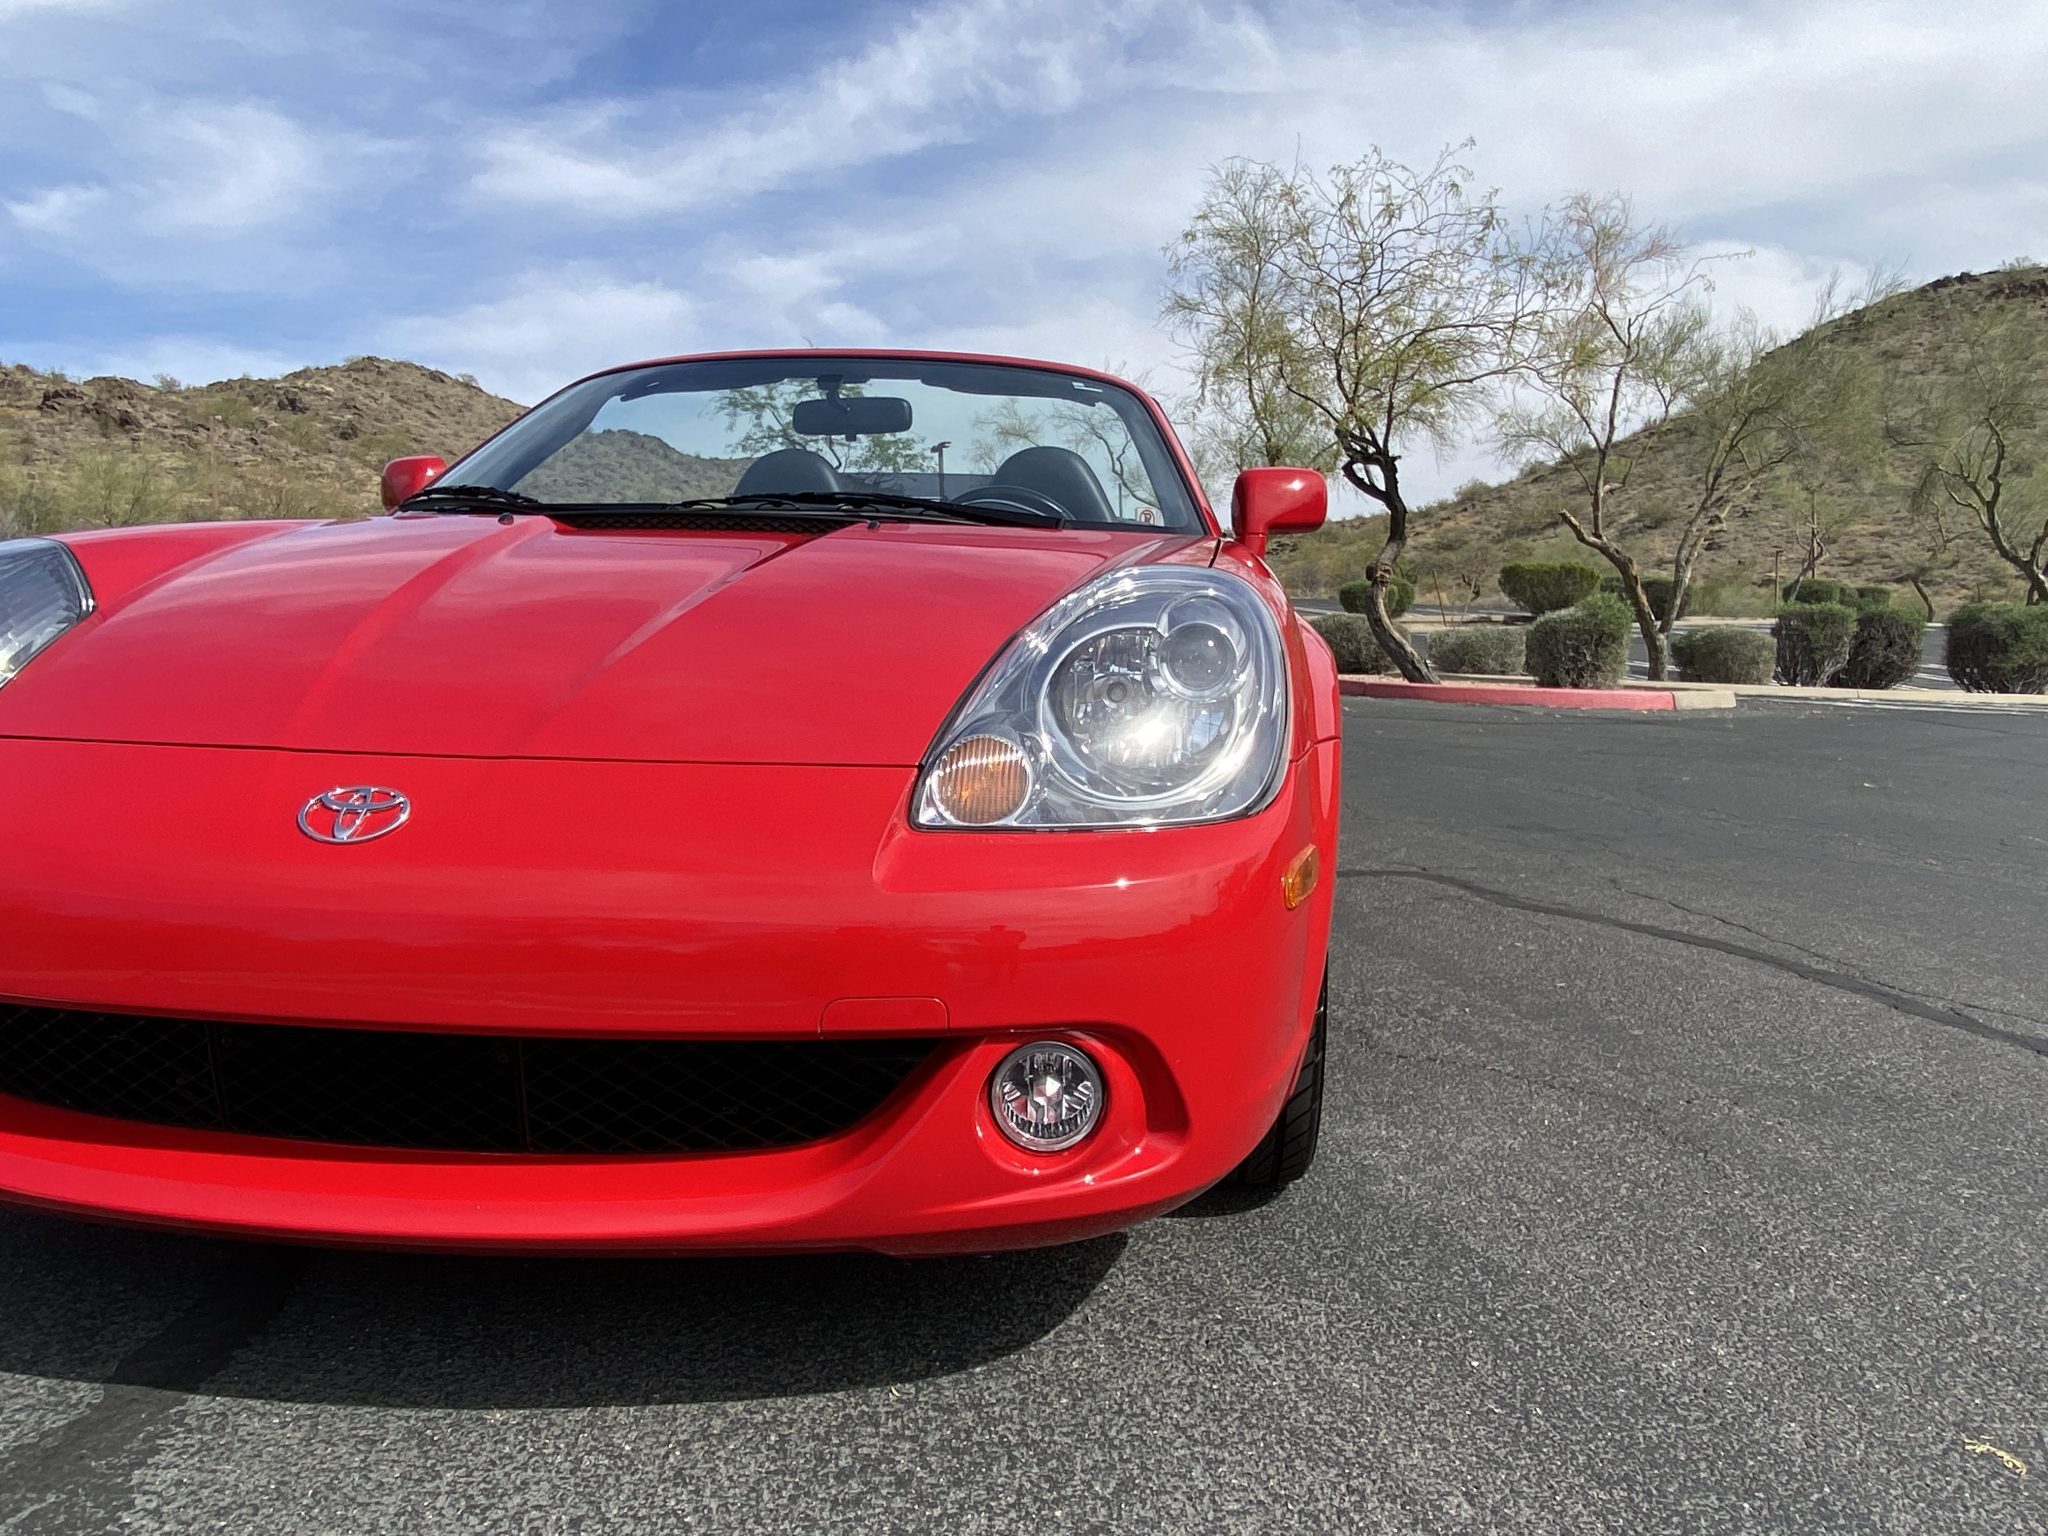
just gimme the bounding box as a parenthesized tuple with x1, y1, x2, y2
(667, 490, 1064, 528)
(400, 485, 1065, 529)
(399, 483, 550, 511)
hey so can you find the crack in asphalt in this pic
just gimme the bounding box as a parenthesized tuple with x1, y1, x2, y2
(1607, 880, 2048, 1033)
(1339, 866, 2048, 1061)
(0, 1249, 304, 1533)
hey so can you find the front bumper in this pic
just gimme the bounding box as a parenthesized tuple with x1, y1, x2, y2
(0, 737, 1337, 1253)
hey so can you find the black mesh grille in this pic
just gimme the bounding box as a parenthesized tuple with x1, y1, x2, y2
(0, 1005, 937, 1154)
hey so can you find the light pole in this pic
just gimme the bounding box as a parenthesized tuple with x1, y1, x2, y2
(931, 440, 951, 499)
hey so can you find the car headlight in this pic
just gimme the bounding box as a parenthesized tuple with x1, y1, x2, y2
(0, 538, 94, 689)
(914, 566, 1288, 829)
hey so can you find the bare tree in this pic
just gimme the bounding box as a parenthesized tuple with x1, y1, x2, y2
(1893, 303, 2046, 605)
(1165, 145, 1546, 682)
(1657, 314, 1794, 626)
(1670, 274, 1897, 615)
(1497, 195, 1712, 680)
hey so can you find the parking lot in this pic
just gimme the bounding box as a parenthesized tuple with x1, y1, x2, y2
(1, 698, 2041, 1534)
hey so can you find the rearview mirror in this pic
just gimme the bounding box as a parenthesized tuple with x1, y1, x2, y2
(381, 455, 447, 510)
(791, 395, 913, 437)
(1230, 468, 1326, 557)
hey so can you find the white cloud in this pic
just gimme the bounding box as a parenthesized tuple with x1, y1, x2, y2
(470, 0, 1166, 216)
(8, 94, 330, 242)
(504, 0, 2041, 502)
(379, 269, 699, 403)
(133, 101, 326, 235)
(3, 182, 105, 234)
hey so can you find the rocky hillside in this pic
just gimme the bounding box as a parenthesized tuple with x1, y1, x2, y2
(0, 357, 523, 535)
(520, 429, 749, 503)
(1267, 264, 2048, 613)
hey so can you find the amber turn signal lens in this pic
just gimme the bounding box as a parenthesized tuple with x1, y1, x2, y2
(930, 734, 1032, 825)
(1282, 844, 1320, 909)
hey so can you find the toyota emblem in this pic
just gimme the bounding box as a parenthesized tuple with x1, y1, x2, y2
(298, 786, 411, 844)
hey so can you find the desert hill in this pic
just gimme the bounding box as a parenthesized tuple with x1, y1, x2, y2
(0, 356, 524, 533)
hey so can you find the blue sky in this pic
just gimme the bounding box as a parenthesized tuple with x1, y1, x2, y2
(4, 0, 2046, 501)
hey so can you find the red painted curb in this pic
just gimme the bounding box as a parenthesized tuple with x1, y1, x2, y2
(1340, 678, 1676, 711)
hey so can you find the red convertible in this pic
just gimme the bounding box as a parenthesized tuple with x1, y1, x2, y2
(0, 351, 1340, 1254)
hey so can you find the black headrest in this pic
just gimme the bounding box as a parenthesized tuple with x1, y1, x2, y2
(734, 448, 842, 497)
(991, 447, 1115, 522)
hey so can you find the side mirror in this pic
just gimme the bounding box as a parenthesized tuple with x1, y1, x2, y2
(1230, 468, 1327, 557)
(380, 455, 447, 511)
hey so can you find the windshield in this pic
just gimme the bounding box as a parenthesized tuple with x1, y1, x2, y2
(441, 357, 1204, 531)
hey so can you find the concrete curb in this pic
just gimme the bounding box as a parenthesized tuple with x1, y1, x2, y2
(1719, 681, 2048, 707)
(1342, 670, 2046, 713)
(1339, 677, 1730, 711)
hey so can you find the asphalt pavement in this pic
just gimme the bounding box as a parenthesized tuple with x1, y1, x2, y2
(1, 699, 2042, 1534)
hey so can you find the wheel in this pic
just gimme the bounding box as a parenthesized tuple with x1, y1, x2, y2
(1228, 972, 1327, 1190)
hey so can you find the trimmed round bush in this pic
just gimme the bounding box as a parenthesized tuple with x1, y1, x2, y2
(1853, 584, 1895, 614)
(1597, 571, 1686, 622)
(1641, 574, 1685, 623)
(1945, 603, 2048, 693)
(1829, 610, 1926, 689)
(1336, 569, 1415, 618)
(1525, 593, 1631, 688)
(1773, 603, 1858, 685)
(1500, 561, 1603, 616)
(1669, 625, 1774, 684)
(1782, 577, 1853, 607)
(1305, 612, 1397, 674)
(1427, 625, 1526, 676)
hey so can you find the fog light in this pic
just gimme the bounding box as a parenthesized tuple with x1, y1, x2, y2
(989, 1041, 1104, 1152)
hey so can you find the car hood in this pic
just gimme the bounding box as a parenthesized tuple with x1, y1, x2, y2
(7, 515, 1213, 765)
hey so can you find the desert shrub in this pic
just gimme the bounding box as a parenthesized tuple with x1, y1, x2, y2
(1828, 610, 1926, 689)
(1773, 603, 1858, 685)
(1525, 593, 1631, 688)
(189, 390, 258, 429)
(1388, 569, 1415, 617)
(58, 447, 181, 527)
(0, 462, 64, 537)
(1336, 569, 1415, 618)
(1782, 577, 1852, 607)
(1427, 625, 1526, 676)
(1595, 571, 1686, 622)
(1500, 561, 1602, 616)
(1669, 626, 1774, 684)
(1641, 575, 1685, 623)
(1945, 603, 2048, 693)
(1304, 612, 1397, 674)
(1685, 573, 1777, 619)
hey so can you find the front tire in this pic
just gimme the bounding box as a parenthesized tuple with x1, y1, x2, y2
(1227, 972, 1326, 1190)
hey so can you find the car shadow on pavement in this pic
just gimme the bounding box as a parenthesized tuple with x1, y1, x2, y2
(0, 1209, 1126, 1410)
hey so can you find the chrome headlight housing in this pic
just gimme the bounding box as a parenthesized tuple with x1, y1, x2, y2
(0, 538, 93, 689)
(914, 566, 1289, 829)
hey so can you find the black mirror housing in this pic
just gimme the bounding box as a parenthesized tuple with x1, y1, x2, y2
(792, 395, 913, 437)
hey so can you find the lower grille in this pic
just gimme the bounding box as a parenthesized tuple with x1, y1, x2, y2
(0, 1004, 937, 1154)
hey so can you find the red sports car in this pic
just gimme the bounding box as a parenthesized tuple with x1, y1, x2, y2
(0, 351, 1339, 1254)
